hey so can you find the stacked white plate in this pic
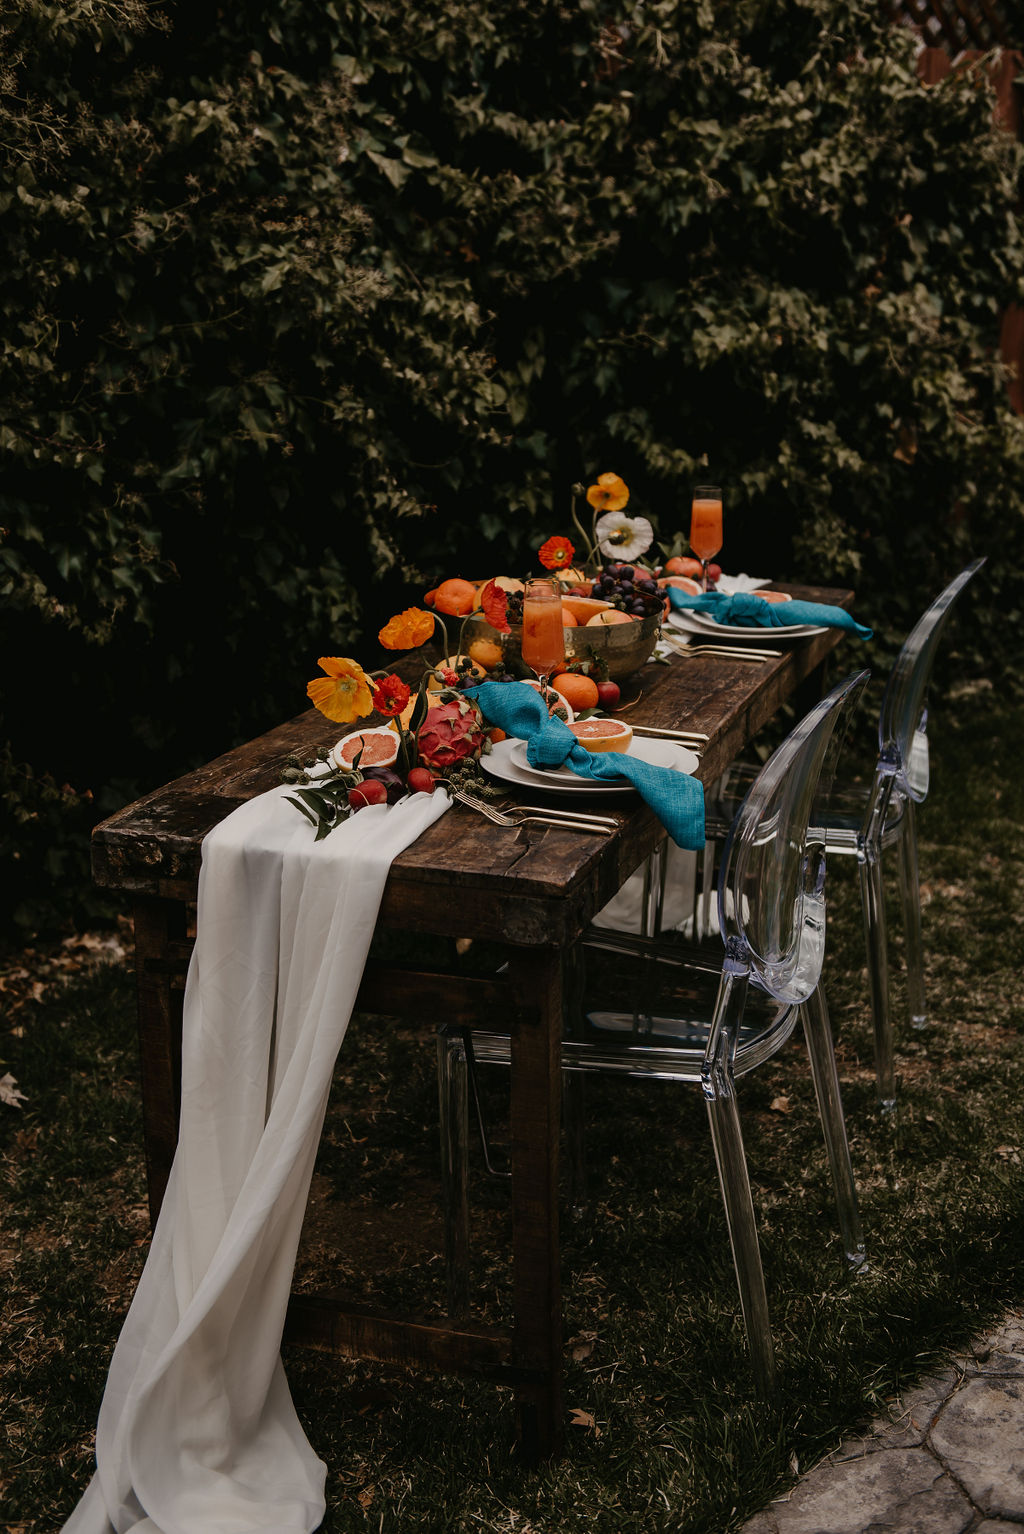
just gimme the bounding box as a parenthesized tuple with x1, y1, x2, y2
(482, 736, 699, 797)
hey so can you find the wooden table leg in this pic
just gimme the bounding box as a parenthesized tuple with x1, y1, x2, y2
(133, 895, 189, 1226)
(508, 947, 565, 1462)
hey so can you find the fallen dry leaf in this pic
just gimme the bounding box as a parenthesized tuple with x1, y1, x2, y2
(356, 1485, 375, 1509)
(568, 1407, 600, 1434)
(1, 1072, 28, 1109)
(569, 1330, 598, 1362)
(769, 1096, 792, 1114)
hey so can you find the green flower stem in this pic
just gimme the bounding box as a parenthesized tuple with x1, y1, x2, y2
(569, 489, 599, 572)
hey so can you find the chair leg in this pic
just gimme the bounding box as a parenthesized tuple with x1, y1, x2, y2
(704, 1080, 776, 1395)
(562, 1071, 587, 1211)
(801, 986, 867, 1270)
(896, 800, 927, 1030)
(698, 838, 715, 940)
(703, 969, 775, 1394)
(859, 843, 896, 1111)
(436, 1029, 470, 1318)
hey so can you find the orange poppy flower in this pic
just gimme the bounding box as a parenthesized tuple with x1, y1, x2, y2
(378, 608, 436, 650)
(538, 535, 575, 571)
(307, 657, 374, 724)
(586, 472, 630, 513)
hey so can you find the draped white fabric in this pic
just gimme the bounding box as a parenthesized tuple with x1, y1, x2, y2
(64, 785, 450, 1534)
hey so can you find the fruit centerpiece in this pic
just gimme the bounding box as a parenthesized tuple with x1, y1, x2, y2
(282, 470, 720, 837)
(423, 472, 720, 683)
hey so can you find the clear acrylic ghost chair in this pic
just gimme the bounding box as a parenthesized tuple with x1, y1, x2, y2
(708, 559, 985, 1110)
(438, 669, 870, 1393)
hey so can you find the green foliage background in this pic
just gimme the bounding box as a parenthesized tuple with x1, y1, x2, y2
(2, 0, 1023, 934)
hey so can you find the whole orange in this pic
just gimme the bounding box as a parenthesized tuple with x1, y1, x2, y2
(433, 577, 480, 616)
(551, 671, 600, 712)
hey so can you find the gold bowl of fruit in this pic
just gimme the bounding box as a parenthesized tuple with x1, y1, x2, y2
(461, 564, 663, 682)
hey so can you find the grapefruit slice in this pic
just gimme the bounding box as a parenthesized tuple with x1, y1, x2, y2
(657, 575, 702, 596)
(561, 594, 613, 624)
(331, 726, 401, 771)
(752, 589, 792, 604)
(568, 718, 633, 753)
(523, 679, 575, 725)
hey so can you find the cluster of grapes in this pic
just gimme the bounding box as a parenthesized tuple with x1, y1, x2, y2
(593, 563, 663, 618)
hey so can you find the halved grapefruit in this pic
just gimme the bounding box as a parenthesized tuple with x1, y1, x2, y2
(523, 679, 575, 725)
(657, 575, 702, 597)
(752, 589, 792, 604)
(331, 726, 401, 771)
(568, 718, 633, 753)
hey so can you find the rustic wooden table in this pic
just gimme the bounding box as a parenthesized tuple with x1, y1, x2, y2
(91, 583, 855, 1463)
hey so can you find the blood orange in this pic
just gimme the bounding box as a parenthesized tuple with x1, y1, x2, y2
(331, 726, 401, 771)
(550, 671, 599, 711)
(568, 718, 633, 753)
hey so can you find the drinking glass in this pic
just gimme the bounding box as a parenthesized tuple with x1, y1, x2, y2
(521, 577, 565, 694)
(690, 485, 723, 592)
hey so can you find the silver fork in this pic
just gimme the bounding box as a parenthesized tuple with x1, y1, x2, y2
(668, 641, 781, 663)
(452, 789, 614, 835)
(455, 782, 619, 827)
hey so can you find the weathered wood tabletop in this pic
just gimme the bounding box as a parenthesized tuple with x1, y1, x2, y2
(91, 581, 856, 1462)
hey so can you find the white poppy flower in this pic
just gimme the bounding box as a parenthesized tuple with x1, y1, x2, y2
(595, 512, 654, 561)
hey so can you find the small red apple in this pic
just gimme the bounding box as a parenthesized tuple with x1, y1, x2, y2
(596, 680, 621, 711)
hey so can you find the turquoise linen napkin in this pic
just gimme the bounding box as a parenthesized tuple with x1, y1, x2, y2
(465, 679, 705, 851)
(667, 586, 872, 639)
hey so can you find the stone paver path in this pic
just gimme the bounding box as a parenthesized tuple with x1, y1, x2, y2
(743, 1310, 1024, 1534)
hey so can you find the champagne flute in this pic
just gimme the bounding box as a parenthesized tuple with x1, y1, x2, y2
(690, 484, 723, 592)
(521, 577, 565, 700)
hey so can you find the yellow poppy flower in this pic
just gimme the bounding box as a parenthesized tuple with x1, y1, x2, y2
(586, 472, 630, 513)
(306, 657, 374, 724)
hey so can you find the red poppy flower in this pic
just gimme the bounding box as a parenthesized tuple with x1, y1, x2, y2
(538, 535, 575, 571)
(480, 578, 511, 634)
(372, 674, 412, 717)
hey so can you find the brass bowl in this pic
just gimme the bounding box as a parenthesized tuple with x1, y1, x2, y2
(468, 610, 662, 682)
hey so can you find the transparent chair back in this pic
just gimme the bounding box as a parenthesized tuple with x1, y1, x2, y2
(877, 558, 986, 802)
(717, 670, 871, 1006)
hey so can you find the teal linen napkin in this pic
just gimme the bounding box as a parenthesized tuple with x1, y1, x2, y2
(466, 679, 705, 851)
(667, 586, 872, 638)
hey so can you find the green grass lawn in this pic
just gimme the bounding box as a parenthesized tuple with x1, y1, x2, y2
(2, 687, 1023, 1532)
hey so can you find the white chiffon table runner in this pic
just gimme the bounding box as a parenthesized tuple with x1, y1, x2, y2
(64, 784, 449, 1534)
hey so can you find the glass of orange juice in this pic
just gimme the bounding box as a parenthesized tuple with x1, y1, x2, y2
(521, 577, 565, 694)
(690, 485, 723, 592)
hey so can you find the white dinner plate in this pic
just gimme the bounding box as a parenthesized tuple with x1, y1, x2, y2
(667, 608, 826, 642)
(481, 735, 699, 796)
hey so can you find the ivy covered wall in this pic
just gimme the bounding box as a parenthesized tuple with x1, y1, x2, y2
(2, 0, 1022, 933)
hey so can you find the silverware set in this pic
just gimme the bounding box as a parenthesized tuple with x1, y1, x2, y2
(663, 635, 782, 663)
(452, 787, 617, 835)
(628, 723, 708, 750)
